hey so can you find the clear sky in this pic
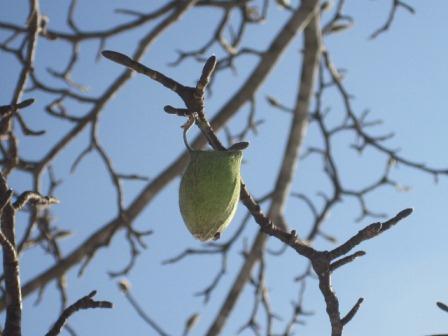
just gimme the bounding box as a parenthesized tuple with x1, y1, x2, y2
(1, 1, 448, 335)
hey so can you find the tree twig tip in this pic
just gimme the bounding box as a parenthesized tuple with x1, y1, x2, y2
(101, 50, 113, 58)
(400, 208, 413, 218)
(101, 50, 127, 64)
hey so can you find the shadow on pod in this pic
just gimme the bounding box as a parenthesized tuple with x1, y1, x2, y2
(179, 149, 243, 241)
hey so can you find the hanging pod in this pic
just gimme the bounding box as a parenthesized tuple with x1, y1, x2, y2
(179, 149, 243, 241)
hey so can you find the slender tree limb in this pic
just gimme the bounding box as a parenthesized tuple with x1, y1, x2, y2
(0, 174, 21, 336)
(341, 298, 363, 325)
(0, 2, 177, 42)
(0, 99, 34, 116)
(370, 0, 415, 39)
(330, 251, 365, 272)
(9, 1, 40, 109)
(45, 290, 112, 336)
(118, 282, 170, 336)
(329, 208, 413, 260)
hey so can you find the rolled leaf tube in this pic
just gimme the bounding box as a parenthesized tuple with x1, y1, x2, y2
(179, 150, 243, 241)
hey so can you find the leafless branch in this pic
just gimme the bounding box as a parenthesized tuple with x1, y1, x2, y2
(45, 290, 112, 336)
(370, 0, 415, 39)
(118, 283, 170, 336)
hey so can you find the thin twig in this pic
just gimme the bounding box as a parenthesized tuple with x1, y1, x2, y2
(45, 291, 112, 336)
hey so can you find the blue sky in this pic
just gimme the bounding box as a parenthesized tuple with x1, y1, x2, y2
(1, 0, 448, 335)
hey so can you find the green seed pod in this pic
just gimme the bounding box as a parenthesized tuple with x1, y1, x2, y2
(179, 150, 243, 241)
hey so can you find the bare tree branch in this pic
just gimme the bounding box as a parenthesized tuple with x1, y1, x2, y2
(0, 174, 21, 336)
(370, 0, 415, 39)
(118, 282, 170, 336)
(45, 290, 112, 336)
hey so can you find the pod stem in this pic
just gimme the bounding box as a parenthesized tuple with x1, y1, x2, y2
(181, 115, 196, 152)
(183, 126, 192, 152)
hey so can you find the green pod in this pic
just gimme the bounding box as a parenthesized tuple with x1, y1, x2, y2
(179, 150, 243, 241)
